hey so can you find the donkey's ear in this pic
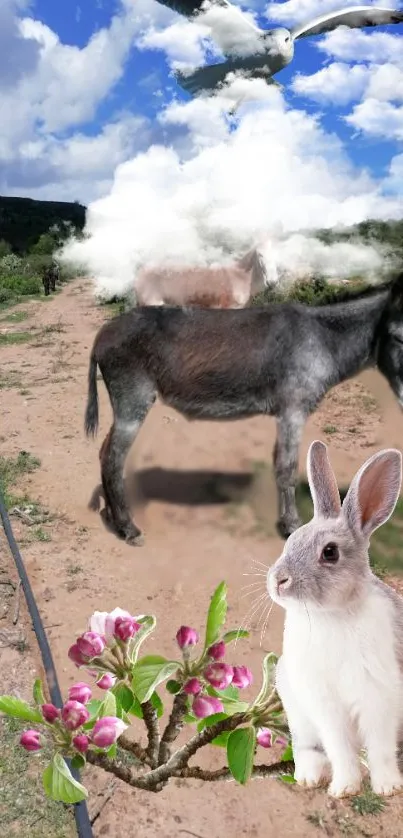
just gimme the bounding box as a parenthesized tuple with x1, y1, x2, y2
(307, 440, 341, 519)
(342, 449, 402, 538)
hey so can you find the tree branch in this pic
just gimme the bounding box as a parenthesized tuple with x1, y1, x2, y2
(176, 760, 295, 782)
(158, 691, 188, 765)
(141, 700, 160, 768)
(118, 735, 150, 766)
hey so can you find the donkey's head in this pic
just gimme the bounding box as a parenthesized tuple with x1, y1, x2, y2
(237, 246, 269, 294)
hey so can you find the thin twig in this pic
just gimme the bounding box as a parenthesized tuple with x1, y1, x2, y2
(118, 735, 150, 765)
(175, 760, 295, 782)
(13, 580, 22, 625)
(141, 701, 161, 768)
(158, 691, 188, 765)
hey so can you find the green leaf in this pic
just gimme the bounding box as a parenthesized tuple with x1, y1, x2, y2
(166, 680, 181, 695)
(281, 743, 293, 762)
(204, 582, 227, 650)
(219, 685, 239, 701)
(107, 742, 117, 759)
(206, 687, 249, 715)
(226, 727, 256, 785)
(253, 652, 278, 707)
(150, 691, 164, 718)
(0, 695, 43, 723)
(85, 699, 102, 721)
(129, 697, 143, 719)
(279, 773, 296, 785)
(99, 692, 117, 719)
(33, 679, 46, 706)
(113, 683, 134, 714)
(184, 713, 196, 724)
(222, 629, 249, 644)
(128, 615, 157, 664)
(71, 754, 86, 771)
(43, 754, 88, 803)
(132, 656, 179, 704)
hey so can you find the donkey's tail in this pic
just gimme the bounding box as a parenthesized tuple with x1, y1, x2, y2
(85, 350, 99, 438)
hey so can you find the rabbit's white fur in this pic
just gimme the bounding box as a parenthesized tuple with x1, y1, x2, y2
(268, 441, 403, 797)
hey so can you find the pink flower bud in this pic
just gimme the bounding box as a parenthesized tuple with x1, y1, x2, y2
(207, 641, 226, 660)
(73, 733, 90, 754)
(61, 700, 90, 731)
(256, 728, 272, 749)
(41, 703, 60, 723)
(20, 730, 42, 751)
(76, 632, 105, 660)
(68, 682, 92, 704)
(176, 626, 199, 649)
(276, 736, 288, 748)
(91, 716, 128, 748)
(114, 616, 141, 642)
(68, 643, 88, 667)
(96, 673, 116, 690)
(231, 665, 253, 689)
(192, 694, 224, 719)
(203, 662, 234, 690)
(183, 678, 202, 696)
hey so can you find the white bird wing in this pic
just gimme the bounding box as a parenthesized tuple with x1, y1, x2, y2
(291, 5, 403, 40)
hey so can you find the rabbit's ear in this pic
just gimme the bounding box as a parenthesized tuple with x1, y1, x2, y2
(342, 449, 402, 538)
(307, 440, 341, 519)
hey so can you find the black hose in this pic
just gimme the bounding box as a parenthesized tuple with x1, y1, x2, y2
(0, 488, 93, 838)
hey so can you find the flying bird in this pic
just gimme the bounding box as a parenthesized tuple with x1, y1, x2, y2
(153, 2, 403, 95)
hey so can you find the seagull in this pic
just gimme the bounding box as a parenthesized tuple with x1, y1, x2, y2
(153, 2, 403, 95)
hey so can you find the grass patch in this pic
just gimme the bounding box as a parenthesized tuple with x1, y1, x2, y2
(297, 481, 403, 578)
(0, 310, 30, 324)
(0, 330, 35, 346)
(0, 716, 76, 838)
(323, 424, 338, 435)
(0, 371, 22, 389)
(351, 786, 386, 816)
(0, 451, 41, 509)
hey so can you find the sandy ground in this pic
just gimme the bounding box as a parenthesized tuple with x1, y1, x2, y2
(2, 279, 403, 837)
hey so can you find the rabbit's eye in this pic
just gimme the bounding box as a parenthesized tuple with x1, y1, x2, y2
(321, 543, 339, 564)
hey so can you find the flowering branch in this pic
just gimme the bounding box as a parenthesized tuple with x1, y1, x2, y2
(0, 582, 294, 807)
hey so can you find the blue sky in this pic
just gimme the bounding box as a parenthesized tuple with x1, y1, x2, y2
(3, 0, 403, 254)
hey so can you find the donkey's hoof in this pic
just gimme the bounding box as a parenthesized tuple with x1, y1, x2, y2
(125, 530, 145, 547)
(277, 518, 301, 540)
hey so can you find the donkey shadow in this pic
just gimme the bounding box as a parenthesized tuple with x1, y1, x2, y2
(88, 467, 255, 535)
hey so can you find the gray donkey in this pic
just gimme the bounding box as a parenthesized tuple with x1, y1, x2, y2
(85, 275, 403, 546)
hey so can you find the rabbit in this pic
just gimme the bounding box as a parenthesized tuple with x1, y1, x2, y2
(267, 439, 403, 798)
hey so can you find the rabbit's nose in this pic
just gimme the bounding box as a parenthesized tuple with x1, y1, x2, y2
(277, 575, 292, 594)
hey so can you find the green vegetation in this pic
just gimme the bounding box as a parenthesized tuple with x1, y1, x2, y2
(0, 716, 76, 838)
(0, 451, 41, 509)
(0, 195, 85, 253)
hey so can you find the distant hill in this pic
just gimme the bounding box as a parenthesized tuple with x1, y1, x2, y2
(0, 196, 86, 253)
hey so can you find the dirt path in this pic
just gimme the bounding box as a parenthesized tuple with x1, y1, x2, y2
(2, 279, 403, 837)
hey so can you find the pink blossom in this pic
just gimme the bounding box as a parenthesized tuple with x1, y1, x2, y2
(89, 608, 144, 644)
(256, 728, 272, 749)
(61, 700, 90, 731)
(183, 678, 202, 696)
(76, 632, 105, 660)
(68, 643, 88, 668)
(114, 616, 141, 642)
(20, 730, 42, 751)
(73, 734, 90, 754)
(91, 716, 128, 748)
(207, 641, 226, 660)
(231, 665, 253, 689)
(192, 695, 224, 719)
(41, 703, 60, 723)
(96, 673, 116, 690)
(276, 736, 288, 748)
(176, 626, 199, 649)
(203, 662, 234, 690)
(68, 683, 92, 705)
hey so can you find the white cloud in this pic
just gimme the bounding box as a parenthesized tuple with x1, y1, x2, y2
(293, 63, 369, 105)
(61, 79, 403, 299)
(346, 99, 403, 140)
(317, 28, 403, 64)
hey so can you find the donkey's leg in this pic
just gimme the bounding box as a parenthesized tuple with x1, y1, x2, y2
(273, 410, 305, 539)
(101, 384, 156, 545)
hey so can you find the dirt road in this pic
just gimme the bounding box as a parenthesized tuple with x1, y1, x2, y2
(2, 279, 403, 837)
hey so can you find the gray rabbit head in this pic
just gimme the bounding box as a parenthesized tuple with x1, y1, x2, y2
(268, 441, 402, 611)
